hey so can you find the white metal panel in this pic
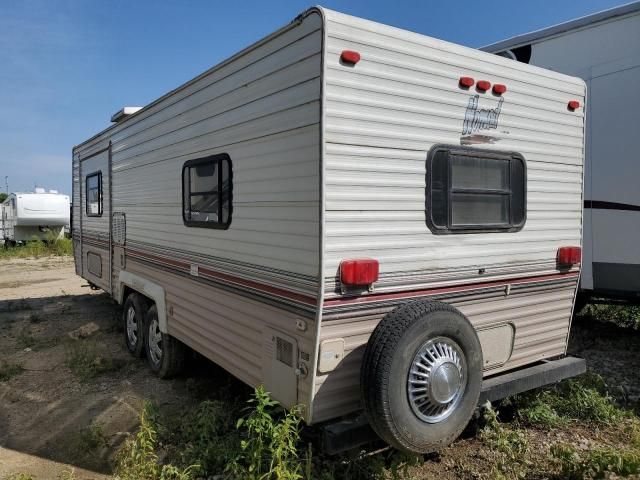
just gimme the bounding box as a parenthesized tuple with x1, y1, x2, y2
(321, 9, 585, 293)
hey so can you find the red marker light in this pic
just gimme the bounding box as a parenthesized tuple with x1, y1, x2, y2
(340, 259, 379, 286)
(459, 76, 474, 88)
(340, 50, 361, 65)
(557, 246, 581, 266)
(568, 100, 580, 110)
(493, 84, 507, 95)
(476, 80, 491, 92)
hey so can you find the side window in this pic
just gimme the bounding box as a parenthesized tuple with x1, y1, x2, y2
(86, 171, 102, 217)
(427, 146, 526, 234)
(182, 154, 232, 229)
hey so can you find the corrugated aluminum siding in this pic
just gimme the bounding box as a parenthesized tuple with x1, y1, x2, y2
(311, 9, 585, 422)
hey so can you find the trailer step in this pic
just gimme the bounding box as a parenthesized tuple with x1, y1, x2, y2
(479, 356, 586, 404)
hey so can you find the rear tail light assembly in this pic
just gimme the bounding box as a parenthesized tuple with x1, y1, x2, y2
(459, 76, 474, 88)
(557, 246, 581, 267)
(340, 259, 379, 291)
(340, 50, 361, 65)
(492, 84, 507, 95)
(476, 80, 491, 92)
(568, 100, 580, 111)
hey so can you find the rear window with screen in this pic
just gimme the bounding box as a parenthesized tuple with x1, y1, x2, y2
(86, 171, 102, 217)
(182, 154, 232, 229)
(427, 146, 526, 234)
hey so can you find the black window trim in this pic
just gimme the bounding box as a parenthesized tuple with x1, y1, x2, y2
(182, 153, 232, 230)
(426, 144, 527, 234)
(85, 170, 103, 217)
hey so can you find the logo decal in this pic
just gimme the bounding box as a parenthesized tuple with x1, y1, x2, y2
(462, 94, 503, 135)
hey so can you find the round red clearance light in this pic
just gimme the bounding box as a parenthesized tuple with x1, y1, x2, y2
(459, 76, 474, 88)
(476, 80, 491, 92)
(340, 50, 361, 65)
(568, 100, 580, 110)
(493, 84, 507, 95)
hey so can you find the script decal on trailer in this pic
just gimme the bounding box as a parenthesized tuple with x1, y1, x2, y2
(460, 94, 505, 145)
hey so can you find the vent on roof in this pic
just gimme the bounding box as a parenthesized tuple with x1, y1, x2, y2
(111, 106, 142, 123)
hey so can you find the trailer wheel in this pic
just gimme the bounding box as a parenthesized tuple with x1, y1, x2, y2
(360, 300, 482, 454)
(123, 293, 147, 358)
(145, 304, 185, 379)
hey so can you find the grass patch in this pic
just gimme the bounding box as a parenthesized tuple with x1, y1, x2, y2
(551, 443, 640, 479)
(4, 474, 36, 480)
(77, 422, 108, 451)
(513, 372, 623, 428)
(114, 402, 197, 480)
(15, 327, 59, 351)
(0, 361, 24, 381)
(480, 406, 531, 479)
(582, 303, 640, 330)
(0, 236, 73, 260)
(65, 339, 126, 382)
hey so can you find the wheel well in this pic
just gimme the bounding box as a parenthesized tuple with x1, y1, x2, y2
(121, 285, 153, 308)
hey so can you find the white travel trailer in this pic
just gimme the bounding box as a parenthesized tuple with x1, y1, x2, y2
(2, 189, 70, 244)
(73, 7, 586, 454)
(483, 2, 640, 303)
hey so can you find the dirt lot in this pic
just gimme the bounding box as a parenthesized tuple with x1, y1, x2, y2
(0, 256, 639, 479)
(0, 257, 239, 479)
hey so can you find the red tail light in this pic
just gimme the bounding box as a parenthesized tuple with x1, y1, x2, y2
(476, 80, 491, 92)
(459, 76, 474, 88)
(568, 100, 580, 110)
(340, 50, 361, 65)
(340, 259, 379, 286)
(493, 84, 507, 94)
(557, 246, 581, 266)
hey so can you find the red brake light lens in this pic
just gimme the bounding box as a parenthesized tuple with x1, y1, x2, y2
(568, 100, 580, 110)
(340, 259, 379, 286)
(459, 76, 474, 88)
(340, 50, 361, 65)
(493, 84, 507, 95)
(476, 80, 491, 92)
(557, 246, 581, 266)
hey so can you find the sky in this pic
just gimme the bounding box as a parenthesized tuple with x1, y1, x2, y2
(0, 0, 629, 196)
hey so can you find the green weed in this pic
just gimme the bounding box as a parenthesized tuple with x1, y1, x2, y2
(227, 386, 304, 480)
(4, 474, 36, 480)
(64, 339, 125, 382)
(551, 443, 640, 479)
(0, 361, 24, 381)
(481, 406, 531, 479)
(583, 303, 640, 329)
(15, 327, 59, 351)
(0, 236, 73, 260)
(114, 402, 197, 480)
(514, 373, 622, 427)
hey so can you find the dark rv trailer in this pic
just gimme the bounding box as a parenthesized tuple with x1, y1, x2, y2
(73, 7, 586, 454)
(483, 2, 640, 303)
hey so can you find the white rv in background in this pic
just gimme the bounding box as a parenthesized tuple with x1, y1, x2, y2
(484, 2, 640, 302)
(74, 7, 586, 454)
(2, 188, 71, 244)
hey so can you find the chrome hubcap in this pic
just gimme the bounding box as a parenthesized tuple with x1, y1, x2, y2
(407, 337, 466, 423)
(126, 306, 138, 345)
(148, 319, 162, 365)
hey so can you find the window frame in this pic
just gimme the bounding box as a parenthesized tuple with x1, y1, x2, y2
(182, 153, 233, 230)
(426, 144, 526, 234)
(85, 171, 103, 217)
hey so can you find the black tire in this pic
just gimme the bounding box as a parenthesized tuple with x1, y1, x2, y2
(360, 300, 483, 454)
(122, 293, 148, 358)
(145, 304, 185, 379)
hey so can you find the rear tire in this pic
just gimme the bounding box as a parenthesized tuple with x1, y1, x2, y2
(360, 300, 482, 454)
(123, 293, 147, 358)
(145, 304, 185, 379)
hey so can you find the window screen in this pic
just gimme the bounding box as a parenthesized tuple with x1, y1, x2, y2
(182, 154, 232, 229)
(86, 171, 102, 217)
(427, 146, 526, 234)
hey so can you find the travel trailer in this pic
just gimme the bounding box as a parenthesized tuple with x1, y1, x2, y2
(2, 189, 70, 244)
(483, 2, 640, 304)
(73, 7, 586, 454)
